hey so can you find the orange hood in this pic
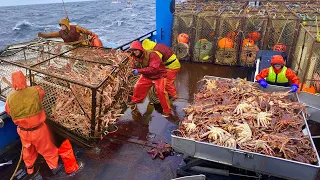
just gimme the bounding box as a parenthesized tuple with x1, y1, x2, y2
(11, 71, 27, 90)
(129, 40, 144, 51)
(271, 55, 285, 66)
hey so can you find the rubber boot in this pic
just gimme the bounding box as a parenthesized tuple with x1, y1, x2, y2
(58, 140, 79, 174)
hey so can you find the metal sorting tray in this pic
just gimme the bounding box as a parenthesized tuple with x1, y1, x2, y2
(172, 76, 320, 180)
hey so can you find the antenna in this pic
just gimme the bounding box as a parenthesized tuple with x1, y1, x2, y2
(62, 0, 69, 20)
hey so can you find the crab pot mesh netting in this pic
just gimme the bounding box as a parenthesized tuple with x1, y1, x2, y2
(304, 50, 320, 93)
(171, 11, 197, 61)
(0, 62, 30, 98)
(215, 13, 242, 66)
(193, 12, 218, 63)
(292, 27, 314, 78)
(265, 18, 298, 60)
(34, 74, 93, 138)
(240, 10, 268, 67)
(291, 26, 320, 93)
(0, 40, 73, 67)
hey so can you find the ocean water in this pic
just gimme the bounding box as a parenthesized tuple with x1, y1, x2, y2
(0, 0, 155, 50)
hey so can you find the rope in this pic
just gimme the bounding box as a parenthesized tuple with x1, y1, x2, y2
(10, 146, 23, 180)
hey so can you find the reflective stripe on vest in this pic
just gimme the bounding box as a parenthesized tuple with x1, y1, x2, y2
(7, 87, 43, 120)
(165, 54, 181, 69)
(266, 66, 288, 83)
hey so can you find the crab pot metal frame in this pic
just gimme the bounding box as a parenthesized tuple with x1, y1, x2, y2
(171, 9, 198, 61)
(173, 1, 309, 67)
(192, 11, 221, 63)
(214, 10, 244, 66)
(239, 7, 268, 67)
(0, 42, 129, 147)
(291, 25, 320, 94)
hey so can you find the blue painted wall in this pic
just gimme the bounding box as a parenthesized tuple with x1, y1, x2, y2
(0, 116, 19, 150)
(156, 0, 174, 46)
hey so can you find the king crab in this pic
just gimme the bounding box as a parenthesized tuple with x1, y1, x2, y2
(242, 140, 275, 156)
(234, 102, 252, 114)
(256, 111, 272, 128)
(147, 142, 174, 160)
(200, 125, 233, 145)
(275, 119, 299, 132)
(234, 122, 252, 144)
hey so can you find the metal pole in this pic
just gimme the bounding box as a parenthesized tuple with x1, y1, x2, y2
(90, 88, 97, 138)
(301, 40, 316, 86)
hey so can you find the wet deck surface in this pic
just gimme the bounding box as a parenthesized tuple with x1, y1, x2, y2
(1, 62, 254, 180)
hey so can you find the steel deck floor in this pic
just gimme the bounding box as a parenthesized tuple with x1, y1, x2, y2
(1, 62, 254, 180)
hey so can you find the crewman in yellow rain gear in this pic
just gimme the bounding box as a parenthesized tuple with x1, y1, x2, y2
(38, 18, 98, 45)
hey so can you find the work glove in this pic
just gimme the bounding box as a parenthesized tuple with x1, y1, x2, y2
(290, 84, 299, 93)
(132, 69, 139, 75)
(38, 32, 44, 37)
(257, 79, 268, 88)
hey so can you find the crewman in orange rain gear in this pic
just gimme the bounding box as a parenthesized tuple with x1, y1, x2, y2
(256, 55, 300, 92)
(38, 18, 98, 45)
(142, 39, 181, 101)
(5, 71, 59, 175)
(127, 40, 171, 117)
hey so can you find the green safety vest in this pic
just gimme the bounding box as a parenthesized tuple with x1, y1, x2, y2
(7, 86, 43, 120)
(266, 66, 288, 84)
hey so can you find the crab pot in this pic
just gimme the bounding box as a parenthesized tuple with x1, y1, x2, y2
(214, 13, 243, 66)
(264, 14, 299, 60)
(0, 40, 74, 97)
(171, 10, 197, 62)
(0, 41, 131, 146)
(239, 10, 268, 67)
(291, 26, 314, 80)
(193, 12, 219, 63)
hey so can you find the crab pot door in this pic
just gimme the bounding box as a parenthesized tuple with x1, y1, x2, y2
(193, 12, 217, 63)
(171, 11, 197, 61)
(266, 18, 299, 60)
(215, 16, 242, 66)
(240, 17, 267, 67)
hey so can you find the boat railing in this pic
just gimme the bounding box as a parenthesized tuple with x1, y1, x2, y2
(115, 30, 156, 51)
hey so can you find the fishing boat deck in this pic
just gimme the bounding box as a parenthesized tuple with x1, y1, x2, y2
(1, 62, 254, 180)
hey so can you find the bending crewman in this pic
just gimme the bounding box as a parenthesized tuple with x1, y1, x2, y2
(142, 39, 181, 101)
(127, 40, 171, 117)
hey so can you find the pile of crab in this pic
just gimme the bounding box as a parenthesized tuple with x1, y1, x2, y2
(173, 77, 318, 165)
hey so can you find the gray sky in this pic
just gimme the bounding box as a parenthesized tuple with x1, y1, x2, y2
(0, 0, 92, 7)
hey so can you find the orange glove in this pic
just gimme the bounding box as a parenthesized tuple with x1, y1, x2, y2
(91, 33, 98, 38)
(38, 32, 44, 37)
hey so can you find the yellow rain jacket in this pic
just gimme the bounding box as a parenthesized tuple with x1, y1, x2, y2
(142, 39, 181, 70)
